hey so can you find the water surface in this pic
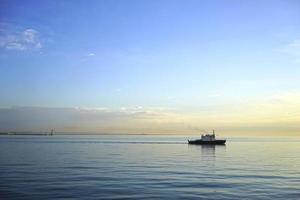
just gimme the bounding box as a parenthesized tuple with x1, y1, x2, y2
(0, 135, 299, 199)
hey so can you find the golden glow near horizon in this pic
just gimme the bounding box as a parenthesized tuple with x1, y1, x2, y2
(0, 92, 299, 136)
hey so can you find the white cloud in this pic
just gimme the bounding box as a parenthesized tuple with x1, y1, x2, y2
(88, 53, 95, 56)
(0, 28, 42, 51)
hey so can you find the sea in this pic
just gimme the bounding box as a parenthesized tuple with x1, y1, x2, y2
(0, 135, 299, 200)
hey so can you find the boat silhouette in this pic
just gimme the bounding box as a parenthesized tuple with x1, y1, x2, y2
(188, 130, 226, 145)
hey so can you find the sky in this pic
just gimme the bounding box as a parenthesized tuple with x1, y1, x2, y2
(0, 0, 300, 136)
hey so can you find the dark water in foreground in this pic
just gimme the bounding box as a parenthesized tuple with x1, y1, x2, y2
(0, 135, 300, 200)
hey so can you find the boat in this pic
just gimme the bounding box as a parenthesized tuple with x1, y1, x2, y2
(188, 130, 226, 145)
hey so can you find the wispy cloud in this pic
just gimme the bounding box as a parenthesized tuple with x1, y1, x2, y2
(88, 53, 95, 56)
(80, 52, 96, 62)
(280, 39, 300, 63)
(0, 28, 42, 51)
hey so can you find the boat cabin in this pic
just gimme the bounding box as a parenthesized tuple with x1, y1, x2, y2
(201, 134, 216, 141)
(201, 130, 216, 141)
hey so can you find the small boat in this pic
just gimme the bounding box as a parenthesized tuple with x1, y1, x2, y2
(188, 130, 226, 145)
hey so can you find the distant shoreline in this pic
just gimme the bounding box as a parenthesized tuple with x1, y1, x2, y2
(0, 132, 166, 136)
(0, 132, 53, 136)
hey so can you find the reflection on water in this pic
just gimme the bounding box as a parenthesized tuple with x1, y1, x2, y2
(201, 145, 216, 157)
(0, 135, 300, 200)
(188, 144, 226, 161)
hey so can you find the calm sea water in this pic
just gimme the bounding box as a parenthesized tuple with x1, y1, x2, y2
(0, 135, 300, 200)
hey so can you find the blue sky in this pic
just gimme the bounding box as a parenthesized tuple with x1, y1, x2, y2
(0, 0, 300, 135)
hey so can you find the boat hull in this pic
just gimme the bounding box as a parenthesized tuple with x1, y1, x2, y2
(188, 139, 226, 145)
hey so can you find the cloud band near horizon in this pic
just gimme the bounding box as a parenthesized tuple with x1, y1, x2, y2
(1, 92, 299, 136)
